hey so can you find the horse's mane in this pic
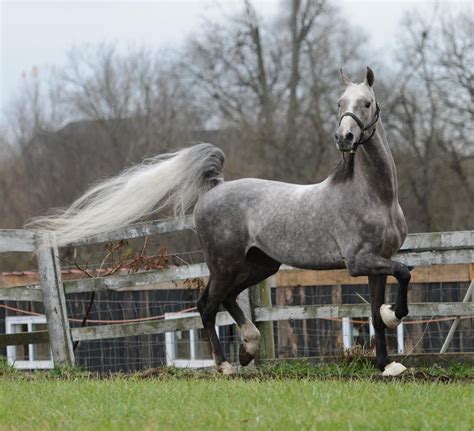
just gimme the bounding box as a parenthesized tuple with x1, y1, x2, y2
(330, 155, 355, 184)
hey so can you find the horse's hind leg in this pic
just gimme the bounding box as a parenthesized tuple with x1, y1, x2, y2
(198, 245, 279, 373)
(197, 277, 236, 375)
(222, 247, 280, 367)
(222, 295, 260, 366)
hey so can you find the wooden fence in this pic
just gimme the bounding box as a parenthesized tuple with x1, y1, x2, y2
(0, 217, 473, 367)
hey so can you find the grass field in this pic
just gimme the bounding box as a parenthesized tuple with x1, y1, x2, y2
(1, 361, 473, 431)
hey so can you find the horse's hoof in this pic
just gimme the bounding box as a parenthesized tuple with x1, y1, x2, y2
(382, 361, 407, 377)
(239, 344, 254, 366)
(380, 304, 403, 329)
(217, 361, 237, 375)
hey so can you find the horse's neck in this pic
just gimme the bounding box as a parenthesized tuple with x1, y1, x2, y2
(356, 122, 398, 203)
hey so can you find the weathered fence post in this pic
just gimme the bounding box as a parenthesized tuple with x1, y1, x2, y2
(249, 279, 275, 362)
(36, 233, 75, 366)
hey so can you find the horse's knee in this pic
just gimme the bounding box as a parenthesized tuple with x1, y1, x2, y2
(198, 300, 218, 328)
(201, 310, 218, 329)
(395, 263, 411, 285)
(400, 266, 411, 284)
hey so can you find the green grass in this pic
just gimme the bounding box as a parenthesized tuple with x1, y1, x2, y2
(0, 360, 473, 431)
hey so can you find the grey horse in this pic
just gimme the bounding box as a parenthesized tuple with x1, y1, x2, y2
(195, 67, 410, 376)
(32, 67, 410, 376)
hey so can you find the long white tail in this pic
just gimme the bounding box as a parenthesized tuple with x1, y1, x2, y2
(28, 143, 225, 246)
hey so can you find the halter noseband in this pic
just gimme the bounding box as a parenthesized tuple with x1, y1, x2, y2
(339, 102, 380, 153)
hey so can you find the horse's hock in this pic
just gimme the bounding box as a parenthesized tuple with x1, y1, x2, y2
(0, 220, 473, 373)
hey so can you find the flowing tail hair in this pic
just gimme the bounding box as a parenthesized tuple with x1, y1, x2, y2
(27, 143, 225, 246)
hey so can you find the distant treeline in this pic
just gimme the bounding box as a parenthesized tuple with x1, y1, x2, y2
(0, 1, 472, 240)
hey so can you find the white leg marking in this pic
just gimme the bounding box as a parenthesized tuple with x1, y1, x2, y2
(382, 361, 407, 377)
(217, 361, 237, 375)
(380, 304, 403, 329)
(239, 318, 261, 356)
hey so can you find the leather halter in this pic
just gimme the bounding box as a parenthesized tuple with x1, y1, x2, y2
(339, 102, 380, 153)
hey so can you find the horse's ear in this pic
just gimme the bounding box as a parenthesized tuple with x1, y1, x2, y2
(365, 67, 375, 87)
(340, 68, 351, 86)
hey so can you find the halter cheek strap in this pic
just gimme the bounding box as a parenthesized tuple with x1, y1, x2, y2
(339, 103, 380, 153)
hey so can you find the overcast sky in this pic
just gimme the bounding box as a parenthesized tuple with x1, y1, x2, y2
(0, 0, 471, 119)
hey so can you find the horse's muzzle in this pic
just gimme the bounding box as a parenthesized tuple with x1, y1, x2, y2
(336, 140, 354, 153)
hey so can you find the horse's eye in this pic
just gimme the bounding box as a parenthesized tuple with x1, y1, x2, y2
(365, 101, 371, 108)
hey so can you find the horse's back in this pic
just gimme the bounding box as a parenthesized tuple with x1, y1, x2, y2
(195, 178, 309, 231)
(194, 178, 344, 269)
(196, 178, 303, 215)
(196, 178, 289, 234)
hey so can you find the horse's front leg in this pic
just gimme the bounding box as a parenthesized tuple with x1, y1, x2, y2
(368, 275, 394, 374)
(347, 254, 411, 376)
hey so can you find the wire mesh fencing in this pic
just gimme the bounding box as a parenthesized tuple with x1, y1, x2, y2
(270, 281, 473, 359)
(1, 279, 472, 373)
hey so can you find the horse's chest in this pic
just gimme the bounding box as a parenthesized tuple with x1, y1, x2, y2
(362, 206, 407, 257)
(380, 224, 404, 257)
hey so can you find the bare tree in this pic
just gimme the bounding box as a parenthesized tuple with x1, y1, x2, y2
(1, 0, 471, 238)
(62, 44, 205, 161)
(286, 0, 325, 149)
(184, 0, 367, 180)
(386, 9, 473, 231)
(4, 66, 66, 150)
(0, 45, 207, 229)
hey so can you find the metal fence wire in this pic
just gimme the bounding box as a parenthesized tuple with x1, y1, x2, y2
(1, 224, 473, 373)
(2, 280, 471, 373)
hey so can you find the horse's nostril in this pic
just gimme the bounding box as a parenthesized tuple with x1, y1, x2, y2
(345, 132, 354, 142)
(335, 133, 339, 141)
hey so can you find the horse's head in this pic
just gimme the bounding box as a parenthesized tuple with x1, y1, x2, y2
(335, 67, 379, 153)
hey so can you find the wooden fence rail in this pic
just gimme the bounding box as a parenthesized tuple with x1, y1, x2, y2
(0, 218, 473, 367)
(1, 301, 472, 348)
(63, 302, 474, 342)
(1, 262, 472, 303)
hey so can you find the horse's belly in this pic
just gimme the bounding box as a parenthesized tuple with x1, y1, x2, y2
(255, 230, 345, 271)
(283, 254, 347, 271)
